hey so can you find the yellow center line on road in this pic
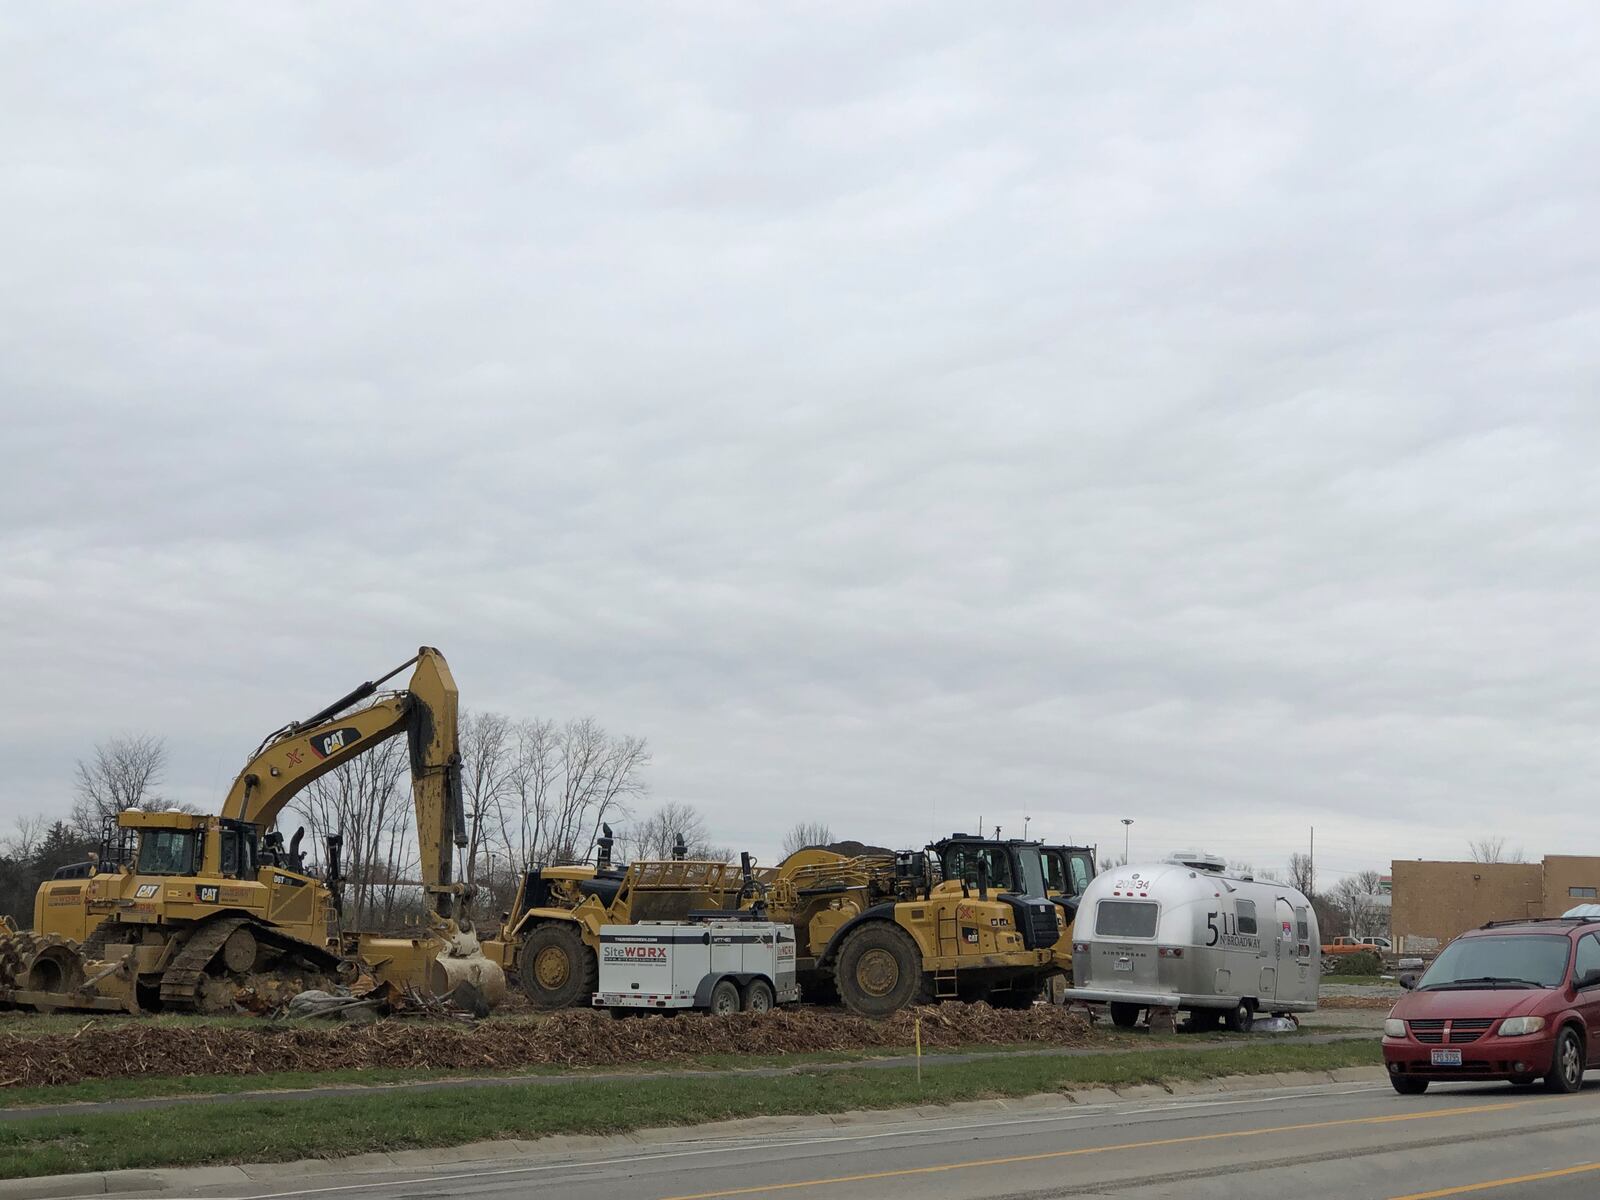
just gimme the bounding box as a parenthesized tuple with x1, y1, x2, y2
(1389, 1161, 1600, 1199)
(657, 1099, 1543, 1200)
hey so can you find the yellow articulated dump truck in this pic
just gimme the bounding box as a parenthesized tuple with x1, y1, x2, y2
(0, 648, 505, 1013)
(491, 832, 1067, 1016)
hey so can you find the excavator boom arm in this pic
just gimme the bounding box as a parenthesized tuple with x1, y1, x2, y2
(218, 647, 465, 917)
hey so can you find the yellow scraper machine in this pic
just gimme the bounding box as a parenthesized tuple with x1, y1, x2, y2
(0, 648, 506, 1013)
(488, 831, 1076, 1015)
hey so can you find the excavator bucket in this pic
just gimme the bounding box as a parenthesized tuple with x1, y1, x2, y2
(355, 925, 508, 1010)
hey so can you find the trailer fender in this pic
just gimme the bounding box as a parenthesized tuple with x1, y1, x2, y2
(692, 972, 770, 1008)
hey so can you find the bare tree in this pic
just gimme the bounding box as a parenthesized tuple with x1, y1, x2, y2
(291, 736, 415, 928)
(542, 718, 648, 864)
(1332, 871, 1385, 938)
(1287, 853, 1316, 897)
(1469, 836, 1526, 864)
(620, 801, 730, 862)
(481, 717, 648, 868)
(1, 814, 48, 861)
(70, 734, 168, 838)
(781, 821, 834, 858)
(458, 709, 514, 891)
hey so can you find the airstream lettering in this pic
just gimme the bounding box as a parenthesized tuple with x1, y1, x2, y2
(1071, 852, 1319, 1032)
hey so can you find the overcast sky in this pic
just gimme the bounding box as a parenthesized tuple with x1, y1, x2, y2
(3, 4, 1598, 883)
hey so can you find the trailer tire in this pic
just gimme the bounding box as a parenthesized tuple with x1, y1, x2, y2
(1224, 1000, 1255, 1033)
(517, 923, 596, 1010)
(835, 923, 933, 1016)
(710, 978, 742, 1015)
(1109, 1002, 1141, 1028)
(743, 978, 775, 1013)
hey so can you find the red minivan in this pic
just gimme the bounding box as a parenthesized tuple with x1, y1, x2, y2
(1383, 917, 1600, 1094)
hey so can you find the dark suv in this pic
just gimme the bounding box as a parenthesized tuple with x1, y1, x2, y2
(1383, 917, 1600, 1094)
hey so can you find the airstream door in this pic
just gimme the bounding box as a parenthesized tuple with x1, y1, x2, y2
(1273, 898, 1297, 1002)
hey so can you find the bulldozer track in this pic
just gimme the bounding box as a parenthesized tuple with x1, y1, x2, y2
(159, 916, 343, 1011)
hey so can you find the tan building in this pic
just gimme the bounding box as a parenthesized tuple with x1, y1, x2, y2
(1391, 856, 1600, 950)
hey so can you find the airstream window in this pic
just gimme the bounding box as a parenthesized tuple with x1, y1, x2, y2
(1235, 899, 1258, 935)
(1296, 906, 1311, 957)
(1096, 900, 1158, 939)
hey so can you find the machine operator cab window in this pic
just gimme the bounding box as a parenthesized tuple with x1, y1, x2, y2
(219, 827, 259, 878)
(137, 828, 198, 876)
(941, 844, 1016, 893)
(1046, 852, 1096, 898)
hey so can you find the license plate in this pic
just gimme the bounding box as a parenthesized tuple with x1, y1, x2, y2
(1431, 1049, 1462, 1067)
(1114, 957, 1133, 972)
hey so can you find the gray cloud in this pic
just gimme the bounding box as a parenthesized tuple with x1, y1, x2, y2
(4, 3, 1599, 879)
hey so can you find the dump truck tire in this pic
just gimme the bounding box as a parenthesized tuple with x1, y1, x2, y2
(517, 923, 596, 1010)
(835, 923, 933, 1016)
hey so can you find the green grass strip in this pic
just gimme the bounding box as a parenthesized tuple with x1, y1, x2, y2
(0, 1040, 1379, 1179)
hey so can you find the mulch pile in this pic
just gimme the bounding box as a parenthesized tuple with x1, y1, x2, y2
(1318, 995, 1396, 1010)
(0, 1004, 1091, 1089)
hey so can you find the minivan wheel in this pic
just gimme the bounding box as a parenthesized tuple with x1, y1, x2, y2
(1545, 1028, 1585, 1093)
(1109, 1002, 1142, 1028)
(1390, 1075, 1428, 1095)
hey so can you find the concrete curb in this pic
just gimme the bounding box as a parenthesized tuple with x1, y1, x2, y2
(0, 1068, 1389, 1199)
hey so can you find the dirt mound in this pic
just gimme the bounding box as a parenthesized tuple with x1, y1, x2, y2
(0, 1004, 1091, 1089)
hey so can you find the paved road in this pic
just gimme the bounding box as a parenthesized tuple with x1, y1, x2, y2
(132, 1076, 1600, 1200)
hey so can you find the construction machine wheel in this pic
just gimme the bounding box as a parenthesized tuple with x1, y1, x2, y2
(709, 979, 742, 1015)
(222, 926, 259, 974)
(516, 923, 597, 1010)
(834, 923, 934, 1017)
(742, 978, 775, 1013)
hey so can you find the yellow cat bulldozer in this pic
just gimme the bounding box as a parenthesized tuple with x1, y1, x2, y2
(491, 831, 1066, 1016)
(0, 648, 506, 1013)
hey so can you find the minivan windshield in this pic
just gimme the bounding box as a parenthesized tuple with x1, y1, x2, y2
(1418, 934, 1571, 990)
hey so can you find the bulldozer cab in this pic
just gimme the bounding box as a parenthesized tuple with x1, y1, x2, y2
(1041, 845, 1096, 900)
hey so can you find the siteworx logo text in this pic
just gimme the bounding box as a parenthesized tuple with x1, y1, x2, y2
(605, 946, 668, 960)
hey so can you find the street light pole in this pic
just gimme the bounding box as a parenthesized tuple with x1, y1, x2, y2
(1121, 818, 1134, 863)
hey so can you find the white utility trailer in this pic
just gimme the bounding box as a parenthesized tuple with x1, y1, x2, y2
(593, 918, 799, 1014)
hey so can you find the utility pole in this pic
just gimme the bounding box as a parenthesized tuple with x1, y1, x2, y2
(1309, 826, 1315, 896)
(1122, 818, 1134, 863)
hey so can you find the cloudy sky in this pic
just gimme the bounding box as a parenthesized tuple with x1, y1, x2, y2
(4, 4, 1598, 884)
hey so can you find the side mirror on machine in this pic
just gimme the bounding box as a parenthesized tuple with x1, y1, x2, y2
(1398, 971, 1419, 990)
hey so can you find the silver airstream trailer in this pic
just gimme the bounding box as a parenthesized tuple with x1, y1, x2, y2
(1070, 852, 1320, 1030)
